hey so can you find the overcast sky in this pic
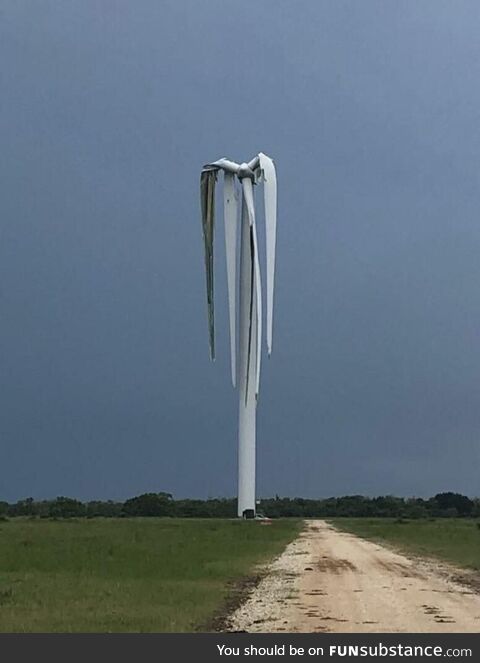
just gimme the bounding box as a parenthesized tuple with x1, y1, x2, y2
(1, 1, 480, 501)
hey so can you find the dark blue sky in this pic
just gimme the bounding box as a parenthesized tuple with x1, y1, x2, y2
(2, 1, 480, 501)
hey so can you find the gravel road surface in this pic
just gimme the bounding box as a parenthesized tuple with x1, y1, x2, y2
(228, 520, 480, 633)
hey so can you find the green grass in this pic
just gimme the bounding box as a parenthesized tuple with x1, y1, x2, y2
(0, 517, 300, 632)
(330, 518, 480, 571)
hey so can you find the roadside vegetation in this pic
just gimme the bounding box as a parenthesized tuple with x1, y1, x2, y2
(0, 518, 300, 632)
(331, 518, 480, 571)
(1, 491, 478, 519)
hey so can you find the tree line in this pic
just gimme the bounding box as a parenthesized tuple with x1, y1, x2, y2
(0, 491, 478, 519)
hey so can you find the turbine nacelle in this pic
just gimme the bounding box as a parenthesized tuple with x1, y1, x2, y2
(238, 162, 255, 180)
(203, 157, 259, 179)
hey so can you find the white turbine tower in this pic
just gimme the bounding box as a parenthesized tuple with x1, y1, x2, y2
(200, 153, 277, 518)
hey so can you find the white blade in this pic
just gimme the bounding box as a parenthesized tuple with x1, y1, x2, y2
(200, 169, 217, 360)
(242, 178, 262, 400)
(243, 176, 256, 227)
(259, 153, 277, 356)
(252, 223, 262, 400)
(224, 172, 238, 387)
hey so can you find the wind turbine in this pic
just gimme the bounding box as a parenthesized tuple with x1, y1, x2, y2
(200, 153, 277, 518)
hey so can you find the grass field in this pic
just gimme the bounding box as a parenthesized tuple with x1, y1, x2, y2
(330, 518, 480, 571)
(0, 517, 300, 632)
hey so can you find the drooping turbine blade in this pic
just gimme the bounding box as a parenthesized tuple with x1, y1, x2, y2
(200, 169, 217, 360)
(224, 172, 238, 387)
(246, 224, 255, 404)
(252, 223, 262, 400)
(259, 153, 277, 356)
(242, 178, 262, 401)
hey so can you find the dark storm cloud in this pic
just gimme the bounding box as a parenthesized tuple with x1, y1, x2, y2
(1, 1, 480, 500)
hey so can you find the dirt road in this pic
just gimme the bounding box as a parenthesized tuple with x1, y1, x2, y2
(228, 520, 480, 633)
